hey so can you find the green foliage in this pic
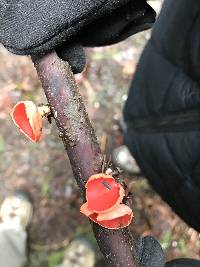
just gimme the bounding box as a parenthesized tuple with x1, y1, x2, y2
(41, 181, 50, 197)
(178, 239, 189, 257)
(48, 250, 65, 267)
(74, 224, 97, 246)
(161, 230, 173, 250)
(27, 250, 64, 267)
(91, 49, 118, 61)
(27, 252, 47, 267)
(161, 231, 190, 257)
(0, 135, 5, 153)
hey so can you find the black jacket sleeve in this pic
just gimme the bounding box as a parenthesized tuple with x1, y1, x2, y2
(124, 0, 200, 232)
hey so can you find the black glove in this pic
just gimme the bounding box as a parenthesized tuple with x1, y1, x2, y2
(135, 236, 165, 267)
(124, 0, 200, 231)
(136, 236, 200, 267)
(0, 0, 155, 73)
(166, 259, 200, 267)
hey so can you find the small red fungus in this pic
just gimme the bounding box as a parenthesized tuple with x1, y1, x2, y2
(86, 173, 125, 213)
(12, 101, 42, 142)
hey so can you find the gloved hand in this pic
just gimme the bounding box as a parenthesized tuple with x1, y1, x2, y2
(0, 0, 156, 73)
(135, 236, 200, 267)
(124, 0, 200, 231)
(135, 236, 165, 267)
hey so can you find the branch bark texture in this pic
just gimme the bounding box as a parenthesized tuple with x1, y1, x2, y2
(32, 52, 139, 267)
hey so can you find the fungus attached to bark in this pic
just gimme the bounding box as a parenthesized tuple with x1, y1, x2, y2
(80, 173, 133, 229)
(11, 101, 50, 142)
(86, 173, 125, 213)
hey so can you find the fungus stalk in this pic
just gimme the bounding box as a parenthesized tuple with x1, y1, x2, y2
(32, 52, 139, 267)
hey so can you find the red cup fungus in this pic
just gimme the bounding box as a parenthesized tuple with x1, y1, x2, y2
(86, 173, 125, 213)
(80, 173, 133, 229)
(11, 101, 50, 142)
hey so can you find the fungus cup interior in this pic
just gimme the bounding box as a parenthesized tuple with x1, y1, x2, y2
(86, 176, 124, 213)
(12, 102, 36, 141)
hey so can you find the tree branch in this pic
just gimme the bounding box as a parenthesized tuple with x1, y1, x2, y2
(32, 52, 139, 267)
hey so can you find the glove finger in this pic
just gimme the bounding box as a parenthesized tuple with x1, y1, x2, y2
(80, 0, 155, 46)
(135, 236, 165, 267)
(166, 259, 200, 267)
(56, 42, 86, 74)
(1, 0, 150, 55)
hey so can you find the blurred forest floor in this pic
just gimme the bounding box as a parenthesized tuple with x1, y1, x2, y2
(0, 1, 199, 266)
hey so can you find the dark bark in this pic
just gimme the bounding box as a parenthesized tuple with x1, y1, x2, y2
(32, 52, 139, 267)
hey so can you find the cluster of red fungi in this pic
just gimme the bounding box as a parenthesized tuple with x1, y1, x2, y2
(81, 173, 133, 229)
(11, 101, 133, 229)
